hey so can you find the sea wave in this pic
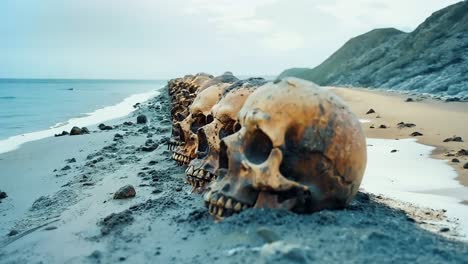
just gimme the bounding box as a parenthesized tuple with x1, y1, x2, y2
(0, 88, 161, 155)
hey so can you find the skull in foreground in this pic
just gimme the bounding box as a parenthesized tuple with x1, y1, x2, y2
(204, 78, 367, 219)
(171, 83, 230, 165)
(186, 78, 267, 190)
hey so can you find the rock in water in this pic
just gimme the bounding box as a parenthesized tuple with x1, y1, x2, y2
(0, 191, 7, 199)
(81, 127, 90, 134)
(137, 114, 148, 124)
(113, 185, 136, 199)
(70, 126, 82, 135)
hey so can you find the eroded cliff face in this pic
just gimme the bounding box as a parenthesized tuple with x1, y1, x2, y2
(279, 1, 468, 99)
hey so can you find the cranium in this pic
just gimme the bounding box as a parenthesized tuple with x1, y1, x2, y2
(169, 73, 214, 122)
(170, 82, 231, 165)
(185, 78, 267, 190)
(204, 78, 367, 219)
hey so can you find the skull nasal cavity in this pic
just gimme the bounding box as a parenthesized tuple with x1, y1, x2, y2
(174, 123, 185, 142)
(197, 129, 209, 159)
(219, 141, 229, 170)
(244, 129, 273, 164)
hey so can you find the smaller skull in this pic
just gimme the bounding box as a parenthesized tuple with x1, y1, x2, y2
(185, 78, 267, 190)
(171, 82, 230, 165)
(204, 78, 367, 219)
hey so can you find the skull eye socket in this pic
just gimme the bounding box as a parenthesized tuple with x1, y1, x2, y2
(217, 140, 229, 179)
(233, 122, 241, 133)
(197, 129, 209, 159)
(244, 129, 273, 164)
(190, 114, 207, 133)
(206, 114, 214, 124)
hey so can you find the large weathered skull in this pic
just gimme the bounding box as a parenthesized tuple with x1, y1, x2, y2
(171, 82, 231, 165)
(185, 78, 267, 190)
(204, 78, 367, 219)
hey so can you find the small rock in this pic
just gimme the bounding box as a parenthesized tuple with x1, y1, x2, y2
(113, 185, 136, 199)
(369, 125, 375, 129)
(123, 121, 134, 126)
(440, 227, 450, 232)
(137, 114, 148, 124)
(0, 191, 7, 199)
(366, 109, 375, 114)
(464, 162, 468, 169)
(260, 241, 311, 264)
(410, 132, 423, 137)
(378, 125, 387, 129)
(81, 127, 90, 134)
(397, 122, 416, 128)
(457, 149, 468, 156)
(66, 158, 76, 163)
(376, 115, 381, 118)
(44, 226, 57, 231)
(61, 165, 72, 171)
(444, 136, 464, 142)
(391, 149, 398, 153)
(452, 158, 460, 163)
(139, 126, 149, 133)
(98, 123, 113, 130)
(405, 98, 414, 102)
(8, 230, 19, 236)
(114, 133, 124, 141)
(54, 131, 69, 137)
(70, 126, 83, 135)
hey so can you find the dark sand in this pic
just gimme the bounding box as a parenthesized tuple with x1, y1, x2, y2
(0, 87, 467, 263)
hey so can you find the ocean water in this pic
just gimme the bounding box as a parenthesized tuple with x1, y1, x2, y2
(0, 79, 166, 153)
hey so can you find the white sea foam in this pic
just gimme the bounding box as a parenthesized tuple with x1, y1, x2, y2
(362, 138, 468, 239)
(0, 89, 160, 155)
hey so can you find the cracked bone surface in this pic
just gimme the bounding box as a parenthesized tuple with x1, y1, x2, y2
(205, 77, 367, 219)
(185, 78, 268, 191)
(170, 73, 238, 165)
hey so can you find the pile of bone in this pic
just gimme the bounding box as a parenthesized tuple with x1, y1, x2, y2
(167, 72, 367, 220)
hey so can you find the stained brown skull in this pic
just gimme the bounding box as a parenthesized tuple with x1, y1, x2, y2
(169, 73, 214, 123)
(204, 78, 367, 219)
(171, 82, 230, 165)
(185, 78, 267, 190)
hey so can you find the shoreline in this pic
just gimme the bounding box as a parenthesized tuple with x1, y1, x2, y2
(0, 89, 161, 155)
(331, 87, 468, 188)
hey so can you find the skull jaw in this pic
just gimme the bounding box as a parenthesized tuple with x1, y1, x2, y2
(185, 151, 219, 191)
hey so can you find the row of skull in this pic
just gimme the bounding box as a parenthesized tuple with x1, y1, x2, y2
(167, 72, 367, 220)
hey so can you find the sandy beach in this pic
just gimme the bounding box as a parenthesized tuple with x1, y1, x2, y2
(0, 86, 467, 263)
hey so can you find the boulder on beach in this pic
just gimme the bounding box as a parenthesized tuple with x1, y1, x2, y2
(98, 123, 113, 131)
(81, 127, 90, 134)
(0, 190, 7, 199)
(464, 162, 468, 169)
(137, 114, 148, 124)
(114, 133, 124, 141)
(366, 109, 375, 114)
(113, 185, 136, 199)
(70, 126, 82, 135)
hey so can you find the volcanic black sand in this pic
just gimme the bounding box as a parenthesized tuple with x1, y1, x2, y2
(0, 87, 467, 263)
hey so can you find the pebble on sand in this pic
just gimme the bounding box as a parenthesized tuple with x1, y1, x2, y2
(366, 109, 376, 114)
(410, 132, 423, 137)
(113, 185, 136, 199)
(137, 114, 148, 124)
(464, 162, 468, 169)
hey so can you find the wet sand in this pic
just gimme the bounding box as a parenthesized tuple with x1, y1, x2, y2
(0, 86, 467, 263)
(331, 87, 468, 187)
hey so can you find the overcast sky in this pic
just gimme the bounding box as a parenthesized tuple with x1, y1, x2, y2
(0, 0, 460, 79)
